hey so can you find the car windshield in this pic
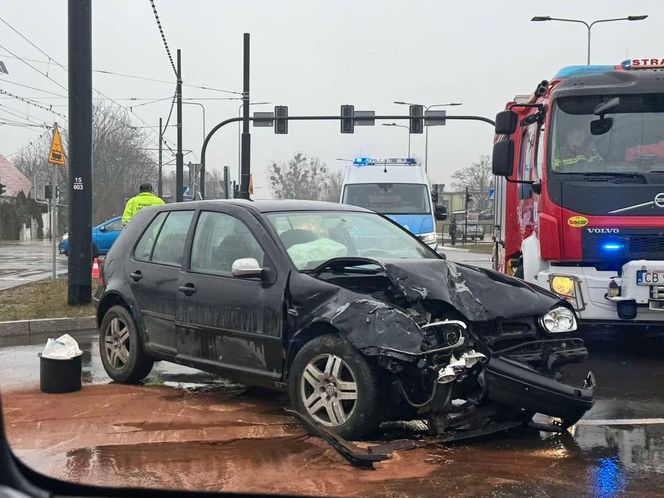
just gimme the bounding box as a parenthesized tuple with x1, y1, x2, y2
(267, 210, 437, 270)
(550, 94, 664, 178)
(342, 183, 431, 214)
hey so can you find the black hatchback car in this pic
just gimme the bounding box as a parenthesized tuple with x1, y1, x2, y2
(96, 200, 594, 439)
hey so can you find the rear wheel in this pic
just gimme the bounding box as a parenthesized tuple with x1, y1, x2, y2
(99, 305, 153, 383)
(289, 334, 382, 440)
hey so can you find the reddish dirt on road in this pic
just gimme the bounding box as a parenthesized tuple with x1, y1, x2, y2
(1, 382, 633, 497)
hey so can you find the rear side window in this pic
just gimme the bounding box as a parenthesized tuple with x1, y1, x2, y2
(134, 212, 168, 261)
(151, 211, 195, 266)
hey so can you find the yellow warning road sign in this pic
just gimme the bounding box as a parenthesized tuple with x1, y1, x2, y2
(48, 127, 65, 165)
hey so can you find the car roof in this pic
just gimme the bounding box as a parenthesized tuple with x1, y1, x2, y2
(161, 199, 372, 214)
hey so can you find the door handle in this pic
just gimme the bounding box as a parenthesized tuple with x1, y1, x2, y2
(178, 283, 197, 296)
(129, 271, 142, 282)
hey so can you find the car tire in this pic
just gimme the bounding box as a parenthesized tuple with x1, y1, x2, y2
(289, 334, 382, 440)
(99, 305, 153, 383)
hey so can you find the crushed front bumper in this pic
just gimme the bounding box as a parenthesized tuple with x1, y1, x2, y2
(485, 356, 595, 424)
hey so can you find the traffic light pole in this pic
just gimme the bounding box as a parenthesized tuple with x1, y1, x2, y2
(199, 114, 495, 198)
(464, 186, 469, 245)
(158, 117, 163, 198)
(67, 0, 93, 305)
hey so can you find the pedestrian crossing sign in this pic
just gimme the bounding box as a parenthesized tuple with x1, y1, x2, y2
(48, 127, 65, 166)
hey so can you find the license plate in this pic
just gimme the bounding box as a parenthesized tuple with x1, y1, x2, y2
(637, 270, 664, 285)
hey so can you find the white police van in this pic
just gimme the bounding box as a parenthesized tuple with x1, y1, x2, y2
(340, 157, 441, 250)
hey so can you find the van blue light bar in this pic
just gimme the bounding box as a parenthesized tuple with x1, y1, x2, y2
(353, 157, 417, 166)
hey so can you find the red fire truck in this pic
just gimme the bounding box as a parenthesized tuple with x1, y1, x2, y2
(492, 60, 664, 325)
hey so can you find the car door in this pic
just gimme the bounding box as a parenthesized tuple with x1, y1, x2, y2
(129, 209, 195, 356)
(98, 218, 123, 253)
(175, 207, 286, 381)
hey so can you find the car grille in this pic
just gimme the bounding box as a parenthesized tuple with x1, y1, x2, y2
(629, 235, 664, 255)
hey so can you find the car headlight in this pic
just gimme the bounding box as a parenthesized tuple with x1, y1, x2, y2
(419, 232, 437, 245)
(540, 306, 577, 333)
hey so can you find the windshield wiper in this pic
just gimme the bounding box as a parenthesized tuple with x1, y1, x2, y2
(579, 172, 646, 182)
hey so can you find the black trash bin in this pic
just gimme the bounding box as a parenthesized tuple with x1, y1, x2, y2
(38, 353, 82, 393)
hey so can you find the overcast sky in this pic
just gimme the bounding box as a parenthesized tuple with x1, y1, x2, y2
(1, 0, 661, 196)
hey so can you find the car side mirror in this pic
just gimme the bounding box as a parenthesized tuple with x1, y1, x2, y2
(495, 110, 518, 135)
(492, 139, 514, 176)
(231, 258, 264, 278)
(98, 226, 107, 233)
(434, 205, 447, 221)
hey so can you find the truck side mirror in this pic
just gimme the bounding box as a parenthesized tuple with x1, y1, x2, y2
(434, 205, 447, 221)
(492, 140, 514, 176)
(495, 110, 518, 135)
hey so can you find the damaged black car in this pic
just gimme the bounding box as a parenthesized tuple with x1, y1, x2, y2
(95, 200, 594, 441)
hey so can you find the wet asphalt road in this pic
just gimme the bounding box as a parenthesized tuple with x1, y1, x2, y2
(2, 329, 664, 496)
(0, 240, 67, 290)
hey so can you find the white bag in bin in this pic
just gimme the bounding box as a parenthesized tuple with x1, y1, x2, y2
(41, 334, 83, 360)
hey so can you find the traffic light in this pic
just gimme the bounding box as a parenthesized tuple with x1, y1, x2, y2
(340, 105, 354, 134)
(409, 104, 424, 134)
(45, 185, 53, 199)
(465, 187, 472, 205)
(274, 106, 288, 134)
(0, 182, 5, 196)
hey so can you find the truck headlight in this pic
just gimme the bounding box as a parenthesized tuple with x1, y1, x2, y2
(548, 275, 584, 311)
(540, 306, 577, 333)
(419, 232, 437, 245)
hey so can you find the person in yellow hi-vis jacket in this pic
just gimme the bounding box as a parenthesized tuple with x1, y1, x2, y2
(122, 183, 165, 226)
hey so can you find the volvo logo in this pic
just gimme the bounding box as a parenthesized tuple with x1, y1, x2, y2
(655, 192, 664, 208)
(608, 192, 664, 214)
(586, 228, 620, 234)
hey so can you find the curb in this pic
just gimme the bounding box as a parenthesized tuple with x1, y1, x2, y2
(0, 316, 96, 338)
(439, 246, 471, 253)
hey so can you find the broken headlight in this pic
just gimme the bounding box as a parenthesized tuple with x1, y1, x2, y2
(540, 306, 577, 334)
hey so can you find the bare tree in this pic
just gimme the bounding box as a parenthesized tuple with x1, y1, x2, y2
(14, 102, 157, 224)
(451, 155, 494, 211)
(269, 153, 334, 201)
(324, 170, 344, 203)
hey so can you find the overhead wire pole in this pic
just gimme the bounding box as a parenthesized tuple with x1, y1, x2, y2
(67, 0, 93, 305)
(158, 117, 163, 197)
(176, 49, 183, 202)
(240, 33, 251, 199)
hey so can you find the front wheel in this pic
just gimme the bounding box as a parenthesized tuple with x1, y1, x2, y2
(99, 305, 153, 383)
(289, 334, 382, 440)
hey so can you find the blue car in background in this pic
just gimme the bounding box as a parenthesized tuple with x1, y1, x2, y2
(59, 216, 123, 257)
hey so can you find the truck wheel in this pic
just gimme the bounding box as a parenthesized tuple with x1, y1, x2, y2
(99, 305, 153, 383)
(289, 334, 382, 440)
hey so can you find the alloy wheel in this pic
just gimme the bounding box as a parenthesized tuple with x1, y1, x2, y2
(104, 317, 131, 369)
(300, 353, 358, 426)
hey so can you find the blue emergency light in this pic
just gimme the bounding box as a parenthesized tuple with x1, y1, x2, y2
(353, 157, 374, 166)
(553, 65, 616, 80)
(601, 241, 625, 252)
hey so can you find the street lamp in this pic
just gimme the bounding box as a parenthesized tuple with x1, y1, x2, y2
(237, 101, 271, 179)
(183, 101, 206, 141)
(382, 123, 411, 156)
(531, 15, 648, 65)
(393, 101, 462, 173)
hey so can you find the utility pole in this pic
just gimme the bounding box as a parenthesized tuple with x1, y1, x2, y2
(158, 117, 163, 198)
(464, 186, 469, 245)
(175, 49, 183, 202)
(240, 33, 251, 199)
(67, 0, 93, 304)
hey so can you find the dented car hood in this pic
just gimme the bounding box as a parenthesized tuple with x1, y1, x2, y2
(378, 259, 560, 321)
(288, 258, 563, 361)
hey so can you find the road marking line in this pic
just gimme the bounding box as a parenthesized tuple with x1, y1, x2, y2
(577, 418, 664, 426)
